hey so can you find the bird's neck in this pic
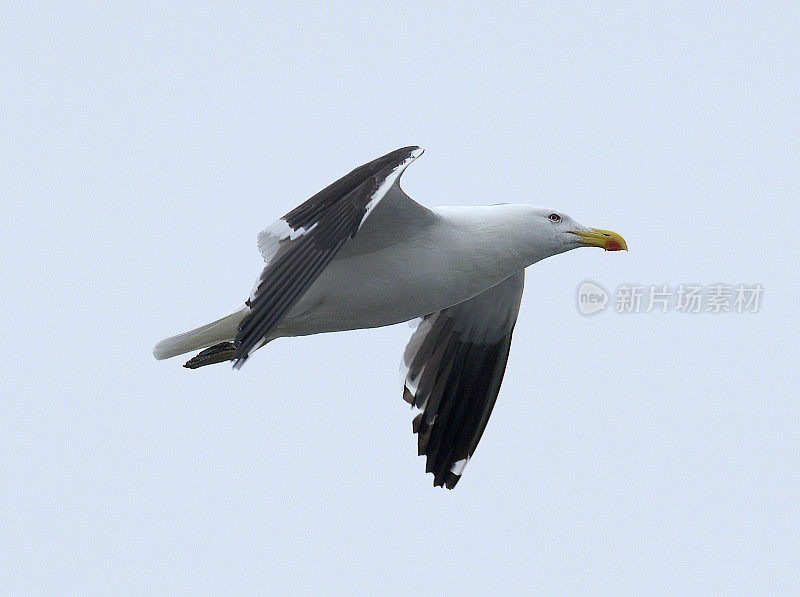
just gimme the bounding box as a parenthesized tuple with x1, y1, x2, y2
(433, 204, 564, 274)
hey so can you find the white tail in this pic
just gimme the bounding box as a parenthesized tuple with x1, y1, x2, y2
(153, 306, 247, 360)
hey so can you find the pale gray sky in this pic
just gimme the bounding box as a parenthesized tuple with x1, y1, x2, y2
(2, 2, 798, 594)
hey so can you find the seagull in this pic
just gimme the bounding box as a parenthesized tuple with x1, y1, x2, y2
(153, 146, 627, 488)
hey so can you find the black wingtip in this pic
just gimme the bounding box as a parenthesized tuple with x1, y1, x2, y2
(432, 471, 460, 489)
(427, 470, 460, 490)
(444, 472, 461, 489)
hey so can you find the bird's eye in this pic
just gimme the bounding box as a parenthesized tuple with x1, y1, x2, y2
(548, 213, 561, 223)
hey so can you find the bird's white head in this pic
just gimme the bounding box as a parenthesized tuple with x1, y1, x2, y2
(525, 206, 628, 256)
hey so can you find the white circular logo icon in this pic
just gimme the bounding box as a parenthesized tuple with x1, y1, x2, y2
(577, 281, 608, 315)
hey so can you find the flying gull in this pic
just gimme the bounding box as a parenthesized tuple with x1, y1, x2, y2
(153, 146, 627, 488)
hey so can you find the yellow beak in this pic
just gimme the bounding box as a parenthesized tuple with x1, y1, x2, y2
(567, 228, 628, 251)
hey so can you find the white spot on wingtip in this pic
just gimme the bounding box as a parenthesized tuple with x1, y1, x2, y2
(287, 221, 318, 240)
(450, 458, 469, 475)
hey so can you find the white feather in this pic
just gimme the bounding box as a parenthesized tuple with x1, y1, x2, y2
(399, 316, 433, 390)
(450, 458, 469, 475)
(153, 305, 247, 360)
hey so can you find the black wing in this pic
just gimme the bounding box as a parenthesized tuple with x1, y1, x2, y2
(233, 146, 424, 368)
(401, 271, 525, 488)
